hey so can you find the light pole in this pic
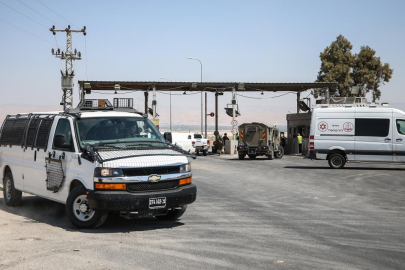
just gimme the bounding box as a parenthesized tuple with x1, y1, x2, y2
(160, 77, 172, 132)
(187, 57, 204, 136)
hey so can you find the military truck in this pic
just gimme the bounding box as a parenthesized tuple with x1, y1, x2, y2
(237, 122, 284, 160)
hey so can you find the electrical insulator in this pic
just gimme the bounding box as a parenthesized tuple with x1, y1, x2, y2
(52, 48, 54, 54)
(78, 52, 81, 58)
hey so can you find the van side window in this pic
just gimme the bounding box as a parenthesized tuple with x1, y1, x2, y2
(396, 120, 405, 135)
(36, 118, 55, 149)
(355, 118, 390, 137)
(25, 118, 41, 148)
(0, 117, 29, 146)
(53, 119, 74, 152)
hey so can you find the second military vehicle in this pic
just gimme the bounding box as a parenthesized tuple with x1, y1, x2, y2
(237, 122, 284, 160)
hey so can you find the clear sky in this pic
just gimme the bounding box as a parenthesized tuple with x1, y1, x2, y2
(1, 0, 404, 128)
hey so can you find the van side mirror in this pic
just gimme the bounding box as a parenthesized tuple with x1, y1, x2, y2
(54, 134, 72, 150)
(164, 132, 172, 143)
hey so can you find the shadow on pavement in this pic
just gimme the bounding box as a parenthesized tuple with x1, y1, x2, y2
(284, 166, 405, 171)
(0, 195, 184, 233)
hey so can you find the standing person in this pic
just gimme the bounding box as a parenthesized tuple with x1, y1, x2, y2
(217, 135, 223, 156)
(297, 133, 303, 155)
(222, 133, 229, 144)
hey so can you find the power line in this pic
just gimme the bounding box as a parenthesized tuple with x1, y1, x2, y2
(16, 0, 63, 28)
(0, 18, 52, 44)
(0, 1, 48, 29)
(35, 0, 80, 28)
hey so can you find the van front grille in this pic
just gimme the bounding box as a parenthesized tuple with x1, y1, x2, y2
(123, 166, 180, 177)
(127, 180, 179, 192)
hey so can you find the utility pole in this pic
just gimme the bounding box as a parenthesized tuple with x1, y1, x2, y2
(50, 25, 86, 110)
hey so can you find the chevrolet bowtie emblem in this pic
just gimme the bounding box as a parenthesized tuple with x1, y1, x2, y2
(148, 175, 161, 182)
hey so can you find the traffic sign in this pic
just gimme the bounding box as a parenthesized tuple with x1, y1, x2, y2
(231, 128, 237, 135)
(231, 120, 238, 126)
(210, 112, 215, 117)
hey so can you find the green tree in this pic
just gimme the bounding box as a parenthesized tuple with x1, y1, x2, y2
(316, 35, 393, 101)
(352, 46, 393, 101)
(316, 35, 354, 97)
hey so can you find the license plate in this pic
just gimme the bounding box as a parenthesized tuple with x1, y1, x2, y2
(249, 150, 256, 154)
(149, 197, 166, 209)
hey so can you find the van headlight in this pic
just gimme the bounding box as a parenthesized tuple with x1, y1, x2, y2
(95, 168, 123, 177)
(179, 163, 191, 173)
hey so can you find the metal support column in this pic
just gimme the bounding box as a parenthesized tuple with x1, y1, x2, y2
(215, 92, 219, 141)
(152, 86, 157, 119)
(205, 92, 207, 138)
(144, 91, 149, 116)
(232, 88, 236, 140)
(297, 92, 301, 114)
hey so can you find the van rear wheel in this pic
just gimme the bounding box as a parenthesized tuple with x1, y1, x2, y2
(66, 186, 108, 229)
(3, 173, 22, 207)
(328, 153, 346, 169)
(275, 146, 284, 159)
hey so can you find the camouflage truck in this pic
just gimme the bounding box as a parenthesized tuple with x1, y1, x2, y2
(237, 122, 284, 160)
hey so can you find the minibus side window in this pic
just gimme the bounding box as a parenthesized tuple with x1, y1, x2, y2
(355, 118, 390, 137)
(53, 119, 74, 152)
(396, 120, 405, 135)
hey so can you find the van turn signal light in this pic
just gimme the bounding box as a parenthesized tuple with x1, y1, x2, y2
(179, 177, 192, 186)
(95, 183, 126, 190)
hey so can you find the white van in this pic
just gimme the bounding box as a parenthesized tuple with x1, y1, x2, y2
(0, 99, 196, 228)
(308, 103, 405, 169)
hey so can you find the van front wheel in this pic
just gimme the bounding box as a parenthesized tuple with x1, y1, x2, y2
(328, 153, 346, 169)
(66, 186, 108, 229)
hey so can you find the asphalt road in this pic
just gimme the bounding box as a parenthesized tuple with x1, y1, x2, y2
(1, 155, 405, 270)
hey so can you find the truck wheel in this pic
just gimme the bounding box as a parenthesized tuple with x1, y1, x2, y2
(196, 150, 200, 156)
(267, 152, 274, 160)
(238, 154, 245, 160)
(155, 205, 187, 221)
(248, 155, 256, 159)
(203, 150, 208, 156)
(328, 153, 346, 169)
(3, 173, 22, 207)
(66, 186, 108, 229)
(275, 146, 284, 159)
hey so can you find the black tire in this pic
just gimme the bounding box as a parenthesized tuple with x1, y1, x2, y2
(328, 153, 346, 169)
(238, 154, 245, 160)
(155, 205, 187, 221)
(196, 150, 200, 156)
(248, 155, 256, 159)
(3, 173, 22, 207)
(267, 152, 274, 160)
(65, 186, 108, 229)
(275, 146, 284, 159)
(203, 151, 207, 156)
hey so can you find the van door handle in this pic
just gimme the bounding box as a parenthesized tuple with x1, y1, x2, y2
(396, 138, 403, 142)
(385, 138, 392, 141)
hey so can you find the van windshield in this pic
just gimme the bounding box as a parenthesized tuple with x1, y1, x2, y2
(75, 117, 164, 149)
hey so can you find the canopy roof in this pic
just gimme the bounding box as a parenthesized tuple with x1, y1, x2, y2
(78, 81, 336, 92)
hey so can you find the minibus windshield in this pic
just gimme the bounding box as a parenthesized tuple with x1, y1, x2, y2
(75, 117, 164, 149)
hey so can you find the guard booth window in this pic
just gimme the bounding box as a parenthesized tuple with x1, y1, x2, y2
(355, 118, 390, 137)
(53, 119, 74, 151)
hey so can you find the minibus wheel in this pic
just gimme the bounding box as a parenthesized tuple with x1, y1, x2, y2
(238, 154, 245, 160)
(3, 173, 22, 207)
(155, 205, 187, 221)
(275, 146, 284, 159)
(66, 186, 108, 229)
(328, 153, 346, 169)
